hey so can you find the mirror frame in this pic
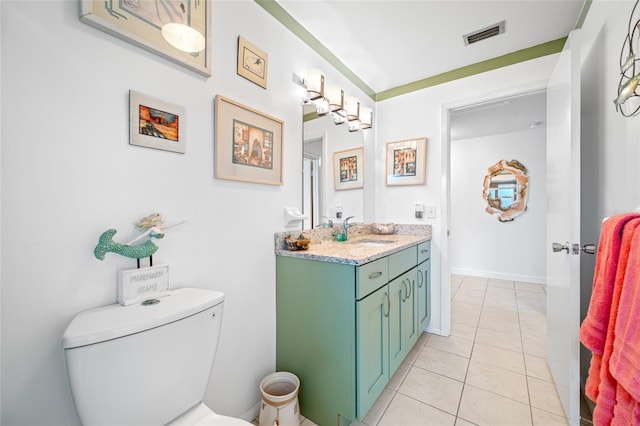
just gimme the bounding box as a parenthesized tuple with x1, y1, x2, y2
(482, 159, 529, 222)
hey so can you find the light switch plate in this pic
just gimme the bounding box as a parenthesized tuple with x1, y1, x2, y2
(426, 205, 436, 218)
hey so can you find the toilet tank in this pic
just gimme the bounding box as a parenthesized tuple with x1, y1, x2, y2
(62, 288, 224, 426)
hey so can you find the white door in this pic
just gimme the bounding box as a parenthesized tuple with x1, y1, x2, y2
(546, 29, 581, 424)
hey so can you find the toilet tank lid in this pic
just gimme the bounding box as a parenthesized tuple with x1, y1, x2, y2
(62, 288, 224, 349)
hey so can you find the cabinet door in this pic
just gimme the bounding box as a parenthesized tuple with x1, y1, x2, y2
(356, 285, 389, 418)
(389, 269, 418, 375)
(417, 258, 431, 330)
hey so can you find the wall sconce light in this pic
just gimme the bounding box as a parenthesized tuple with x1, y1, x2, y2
(161, 23, 206, 53)
(305, 68, 325, 100)
(302, 68, 373, 131)
(614, 0, 640, 116)
(345, 97, 360, 121)
(360, 107, 373, 130)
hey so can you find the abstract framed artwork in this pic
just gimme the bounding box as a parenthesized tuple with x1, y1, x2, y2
(333, 147, 364, 191)
(237, 36, 268, 88)
(385, 137, 427, 186)
(129, 90, 186, 153)
(214, 95, 283, 185)
(80, 0, 211, 77)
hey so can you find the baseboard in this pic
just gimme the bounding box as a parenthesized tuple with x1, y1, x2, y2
(450, 267, 546, 284)
(240, 401, 261, 422)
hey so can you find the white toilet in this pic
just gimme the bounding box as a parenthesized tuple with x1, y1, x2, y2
(62, 287, 253, 426)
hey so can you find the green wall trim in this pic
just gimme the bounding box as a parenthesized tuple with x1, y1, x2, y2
(575, 0, 592, 29)
(375, 37, 567, 102)
(254, 0, 377, 101)
(257, 0, 588, 103)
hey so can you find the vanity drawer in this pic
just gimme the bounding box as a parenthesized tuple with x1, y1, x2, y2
(388, 246, 417, 279)
(356, 258, 389, 300)
(418, 241, 431, 264)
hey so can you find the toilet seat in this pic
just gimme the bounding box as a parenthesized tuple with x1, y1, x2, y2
(167, 402, 253, 426)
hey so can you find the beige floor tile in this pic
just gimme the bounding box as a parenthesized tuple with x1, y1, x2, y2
(452, 301, 482, 325)
(488, 278, 515, 288)
(475, 326, 523, 352)
(524, 354, 553, 382)
(414, 346, 470, 381)
(515, 281, 546, 294)
(520, 320, 546, 339)
(480, 306, 519, 323)
(531, 407, 568, 425)
(399, 366, 464, 415)
(458, 384, 532, 426)
(478, 313, 520, 334)
(483, 297, 518, 311)
(471, 342, 526, 374)
(425, 334, 474, 358)
(522, 334, 547, 357)
(455, 418, 477, 426)
(378, 393, 456, 426)
(362, 387, 394, 426)
(453, 289, 485, 306)
(528, 376, 565, 416)
(450, 321, 477, 341)
(387, 361, 411, 391)
(465, 361, 529, 404)
(485, 286, 516, 297)
(461, 276, 489, 286)
(451, 274, 465, 284)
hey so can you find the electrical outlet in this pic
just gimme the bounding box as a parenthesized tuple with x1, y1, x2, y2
(415, 203, 424, 219)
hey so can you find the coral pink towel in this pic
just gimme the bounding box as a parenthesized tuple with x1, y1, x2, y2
(580, 214, 640, 404)
(610, 225, 640, 405)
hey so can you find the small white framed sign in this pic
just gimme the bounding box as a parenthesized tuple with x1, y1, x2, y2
(117, 264, 170, 306)
(129, 90, 186, 153)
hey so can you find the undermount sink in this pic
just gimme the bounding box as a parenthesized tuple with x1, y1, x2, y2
(348, 239, 395, 247)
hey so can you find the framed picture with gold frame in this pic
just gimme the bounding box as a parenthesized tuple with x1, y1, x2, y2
(237, 36, 268, 88)
(385, 137, 427, 186)
(80, 0, 211, 77)
(214, 95, 283, 185)
(333, 147, 364, 190)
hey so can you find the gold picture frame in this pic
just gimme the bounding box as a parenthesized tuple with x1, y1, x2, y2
(385, 137, 427, 186)
(333, 147, 364, 190)
(237, 36, 268, 89)
(129, 90, 186, 153)
(80, 0, 211, 77)
(214, 95, 283, 185)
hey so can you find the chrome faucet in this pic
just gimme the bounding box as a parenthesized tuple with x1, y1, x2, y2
(342, 216, 355, 240)
(321, 216, 334, 228)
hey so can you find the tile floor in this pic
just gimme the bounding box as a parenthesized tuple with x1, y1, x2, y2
(256, 274, 569, 426)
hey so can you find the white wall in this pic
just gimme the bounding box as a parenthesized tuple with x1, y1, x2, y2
(578, 0, 640, 395)
(0, 1, 372, 424)
(375, 55, 558, 335)
(450, 127, 547, 283)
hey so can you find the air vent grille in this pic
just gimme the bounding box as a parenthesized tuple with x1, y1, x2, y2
(463, 21, 505, 45)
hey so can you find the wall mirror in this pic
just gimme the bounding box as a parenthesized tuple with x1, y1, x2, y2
(302, 106, 364, 229)
(483, 159, 529, 222)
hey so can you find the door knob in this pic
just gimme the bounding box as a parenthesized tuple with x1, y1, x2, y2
(581, 244, 596, 255)
(552, 242, 569, 253)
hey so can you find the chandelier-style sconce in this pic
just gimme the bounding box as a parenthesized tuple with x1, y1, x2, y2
(303, 69, 373, 131)
(614, 0, 640, 116)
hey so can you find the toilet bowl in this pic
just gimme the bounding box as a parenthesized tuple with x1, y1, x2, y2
(62, 288, 252, 426)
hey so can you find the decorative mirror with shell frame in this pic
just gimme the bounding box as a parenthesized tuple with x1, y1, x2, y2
(483, 159, 529, 222)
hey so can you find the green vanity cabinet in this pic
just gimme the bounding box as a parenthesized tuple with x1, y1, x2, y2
(417, 241, 432, 330)
(276, 240, 431, 425)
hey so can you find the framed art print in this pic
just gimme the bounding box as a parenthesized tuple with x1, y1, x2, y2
(385, 137, 427, 186)
(80, 0, 211, 77)
(129, 90, 186, 153)
(237, 36, 268, 88)
(333, 147, 364, 190)
(214, 95, 283, 185)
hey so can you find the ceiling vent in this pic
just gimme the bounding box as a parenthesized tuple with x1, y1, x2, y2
(463, 21, 505, 46)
